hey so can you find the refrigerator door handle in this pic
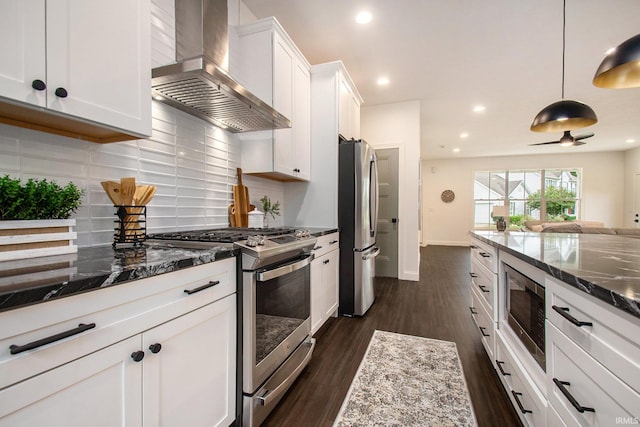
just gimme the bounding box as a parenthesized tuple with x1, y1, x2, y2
(369, 156, 379, 238)
(362, 246, 380, 260)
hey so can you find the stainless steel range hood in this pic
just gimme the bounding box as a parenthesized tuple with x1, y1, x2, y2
(151, 0, 290, 133)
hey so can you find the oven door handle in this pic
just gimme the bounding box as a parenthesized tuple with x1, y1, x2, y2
(256, 255, 313, 282)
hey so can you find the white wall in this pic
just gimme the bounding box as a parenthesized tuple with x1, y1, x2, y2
(422, 151, 626, 246)
(361, 100, 421, 282)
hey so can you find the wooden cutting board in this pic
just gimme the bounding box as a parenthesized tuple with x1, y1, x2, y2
(233, 168, 249, 227)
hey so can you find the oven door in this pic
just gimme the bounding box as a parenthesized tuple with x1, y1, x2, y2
(243, 254, 312, 393)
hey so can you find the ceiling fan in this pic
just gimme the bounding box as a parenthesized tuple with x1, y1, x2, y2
(529, 130, 594, 147)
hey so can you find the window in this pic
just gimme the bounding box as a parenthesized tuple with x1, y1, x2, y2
(473, 169, 581, 229)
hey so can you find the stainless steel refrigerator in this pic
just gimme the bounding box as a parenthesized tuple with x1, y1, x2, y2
(338, 138, 379, 316)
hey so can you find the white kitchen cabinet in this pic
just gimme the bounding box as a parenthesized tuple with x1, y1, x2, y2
(0, 0, 151, 143)
(310, 232, 339, 335)
(0, 258, 237, 426)
(283, 61, 363, 228)
(0, 336, 142, 427)
(234, 17, 311, 182)
(339, 75, 362, 140)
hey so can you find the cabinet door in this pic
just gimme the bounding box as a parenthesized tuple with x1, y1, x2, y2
(293, 59, 311, 180)
(338, 76, 352, 139)
(0, 0, 46, 107)
(142, 295, 236, 427)
(350, 94, 361, 139)
(45, 0, 151, 135)
(322, 249, 339, 321)
(0, 335, 142, 427)
(273, 33, 295, 177)
(310, 257, 324, 334)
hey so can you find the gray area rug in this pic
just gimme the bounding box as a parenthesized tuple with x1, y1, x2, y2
(333, 330, 478, 426)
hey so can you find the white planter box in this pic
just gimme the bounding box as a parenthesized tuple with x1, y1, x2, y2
(0, 219, 77, 261)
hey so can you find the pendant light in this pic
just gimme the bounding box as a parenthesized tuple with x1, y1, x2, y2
(531, 0, 597, 133)
(593, 33, 640, 88)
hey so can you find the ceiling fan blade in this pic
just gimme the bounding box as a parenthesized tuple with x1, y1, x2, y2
(572, 140, 587, 146)
(529, 140, 561, 146)
(573, 132, 594, 141)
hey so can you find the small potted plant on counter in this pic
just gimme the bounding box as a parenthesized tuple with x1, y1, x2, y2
(0, 175, 84, 260)
(260, 195, 280, 228)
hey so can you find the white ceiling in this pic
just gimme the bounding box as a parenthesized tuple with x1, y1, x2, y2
(241, 0, 640, 160)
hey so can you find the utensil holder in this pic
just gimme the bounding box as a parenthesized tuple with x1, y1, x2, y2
(113, 206, 146, 247)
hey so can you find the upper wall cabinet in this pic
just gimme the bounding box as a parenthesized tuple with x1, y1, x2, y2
(232, 17, 311, 182)
(339, 74, 362, 140)
(0, 0, 151, 143)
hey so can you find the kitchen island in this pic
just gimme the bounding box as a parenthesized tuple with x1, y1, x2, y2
(469, 230, 640, 427)
(471, 230, 640, 318)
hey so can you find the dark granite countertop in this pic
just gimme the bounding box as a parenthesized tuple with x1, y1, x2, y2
(0, 244, 237, 313)
(471, 230, 640, 319)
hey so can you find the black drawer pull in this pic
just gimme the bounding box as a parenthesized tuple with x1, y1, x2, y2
(511, 391, 532, 414)
(313, 245, 323, 250)
(54, 87, 68, 98)
(10, 323, 96, 355)
(478, 285, 490, 293)
(131, 350, 145, 362)
(148, 343, 162, 354)
(469, 272, 478, 278)
(553, 378, 595, 413)
(469, 306, 477, 315)
(323, 259, 330, 264)
(496, 360, 511, 376)
(470, 245, 479, 249)
(329, 240, 338, 244)
(479, 252, 491, 258)
(479, 326, 490, 337)
(552, 305, 593, 328)
(31, 79, 46, 91)
(184, 280, 220, 295)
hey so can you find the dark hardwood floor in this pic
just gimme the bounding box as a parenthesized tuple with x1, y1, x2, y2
(262, 245, 521, 427)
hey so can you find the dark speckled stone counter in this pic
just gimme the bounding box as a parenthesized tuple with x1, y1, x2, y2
(471, 230, 640, 319)
(0, 244, 237, 313)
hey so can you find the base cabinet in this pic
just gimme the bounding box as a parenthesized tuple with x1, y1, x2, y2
(310, 233, 339, 334)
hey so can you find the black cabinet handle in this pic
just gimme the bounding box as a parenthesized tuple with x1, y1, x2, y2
(10, 323, 96, 355)
(553, 378, 595, 413)
(479, 326, 490, 337)
(469, 272, 478, 278)
(478, 285, 490, 293)
(511, 391, 532, 414)
(323, 259, 330, 264)
(54, 87, 68, 98)
(293, 168, 300, 173)
(313, 245, 323, 250)
(184, 280, 219, 295)
(148, 343, 162, 354)
(552, 305, 593, 328)
(496, 360, 511, 376)
(329, 240, 338, 245)
(131, 351, 145, 362)
(31, 79, 46, 91)
(479, 252, 491, 258)
(469, 306, 477, 315)
(470, 245, 479, 249)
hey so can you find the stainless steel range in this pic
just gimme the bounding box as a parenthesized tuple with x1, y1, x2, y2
(148, 227, 317, 427)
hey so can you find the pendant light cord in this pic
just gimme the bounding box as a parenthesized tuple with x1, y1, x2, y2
(562, 0, 566, 99)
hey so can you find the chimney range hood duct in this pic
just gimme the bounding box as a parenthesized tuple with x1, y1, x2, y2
(151, 0, 291, 133)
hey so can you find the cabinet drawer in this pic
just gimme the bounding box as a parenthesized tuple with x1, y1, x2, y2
(546, 276, 640, 393)
(495, 333, 547, 427)
(547, 322, 640, 426)
(470, 257, 497, 318)
(470, 238, 497, 273)
(0, 258, 236, 389)
(470, 287, 495, 359)
(313, 232, 339, 258)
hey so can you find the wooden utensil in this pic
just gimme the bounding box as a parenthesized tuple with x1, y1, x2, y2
(229, 204, 236, 227)
(101, 181, 122, 206)
(120, 177, 136, 206)
(233, 168, 249, 227)
(136, 185, 156, 206)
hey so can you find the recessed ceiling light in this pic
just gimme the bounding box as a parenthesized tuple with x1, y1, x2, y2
(355, 11, 372, 24)
(453, 148, 461, 153)
(377, 77, 390, 85)
(626, 139, 636, 144)
(473, 105, 486, 113)
(460, 132, 469, 139)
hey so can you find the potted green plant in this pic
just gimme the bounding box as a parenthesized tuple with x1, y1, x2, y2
(260, 195, 280, 228)
(0, 175, 84, 260)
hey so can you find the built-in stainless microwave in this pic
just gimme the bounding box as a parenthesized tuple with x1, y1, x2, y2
(504, 263, 546, 371)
